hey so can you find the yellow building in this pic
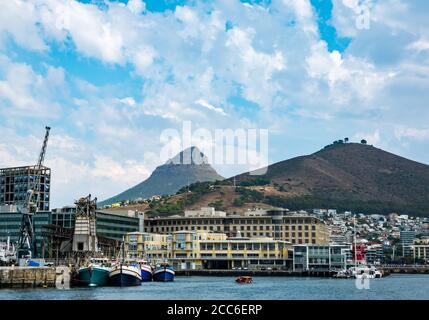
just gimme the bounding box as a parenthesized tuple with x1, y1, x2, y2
(124, 230, 293, 270)
(412, 238, 429, 263)
(124, 232, 172, 264)
(144, 208, 330, 245)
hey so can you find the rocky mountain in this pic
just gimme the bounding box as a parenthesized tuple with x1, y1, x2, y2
(231, 142, 429, 215)
(99, 146, 223, 206)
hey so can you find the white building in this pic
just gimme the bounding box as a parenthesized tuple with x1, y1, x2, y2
(184, 207, 226, 218)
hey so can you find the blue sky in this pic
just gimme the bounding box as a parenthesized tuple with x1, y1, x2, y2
(1, 0, 429, 207)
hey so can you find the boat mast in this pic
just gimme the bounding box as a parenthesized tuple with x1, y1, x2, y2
(354, 214, 357, 268)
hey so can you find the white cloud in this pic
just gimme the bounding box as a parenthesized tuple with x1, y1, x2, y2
(1, 0, 429, 205)
(407, 39, 429, 52)
(195, 99, 227, 116)
(118, 97, 137, 107)
(0, 56, 63, 118)
(353, 130, 380, 145)
(127, 0, 146, 15)
(395, 127, 429, 141)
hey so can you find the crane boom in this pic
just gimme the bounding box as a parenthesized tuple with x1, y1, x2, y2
(37, 127, 50, 169)
(34, 126, 50, 210)
(17, 126, 51, 260)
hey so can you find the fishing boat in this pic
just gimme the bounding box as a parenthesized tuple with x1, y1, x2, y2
(138, 260, 153, 282)
(109, 263, 142, 286)
(0, 237, 16, 266)
(236, 276, 253, 284)
(108, 237, 142, 286)
(153, 263, 175, 282)
(74, 258, 111, 287)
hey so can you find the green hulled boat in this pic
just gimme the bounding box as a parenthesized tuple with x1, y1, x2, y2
(74, 258, 111, 287)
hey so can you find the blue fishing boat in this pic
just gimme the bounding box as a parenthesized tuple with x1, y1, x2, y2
(153, 263, 175, 282)
(138, 260, 153, 282)
(108, 237, 142, 286)
(109, 263, 142, 286)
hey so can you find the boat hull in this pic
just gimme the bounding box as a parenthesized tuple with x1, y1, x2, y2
(153, 268, 175, 282)
(75, 267, 110, 287)
(109, 266, 142, 287)
(141, 266, 152, 282)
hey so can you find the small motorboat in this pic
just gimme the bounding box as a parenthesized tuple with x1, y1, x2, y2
(236, 276, 253, 284)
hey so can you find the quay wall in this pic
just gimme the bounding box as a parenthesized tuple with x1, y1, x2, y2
(0, 266, 71, 289)
(380, 267, 429, 275)
(175, 269, 336, 277)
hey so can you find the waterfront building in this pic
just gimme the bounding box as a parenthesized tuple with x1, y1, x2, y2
(145, 208, 330, 245)
(330, 234, 348, 245)
(412, 238, 429, 263)
(293, 244, 350, 272)
(51, 206, 75, 228)
(51, 206, 144, 241)
(0, 205, 51, 257)
(0, 165, 51, 211)
(124, 232, 172, 263)
(124, 230, 292, 270)
(400, 230, 416, 257)
(365, 244, 384, 265)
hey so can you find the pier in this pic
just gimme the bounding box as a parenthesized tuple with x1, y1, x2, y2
(0, 266, 71, 288)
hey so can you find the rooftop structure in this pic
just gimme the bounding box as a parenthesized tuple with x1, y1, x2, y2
(184, 207, 226, 218)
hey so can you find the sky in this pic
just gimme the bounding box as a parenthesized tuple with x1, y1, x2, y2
(0, 0, 429, 208)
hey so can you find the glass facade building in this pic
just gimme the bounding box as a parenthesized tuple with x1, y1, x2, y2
(0, 166, 51, 211)
(51, 206, 143, 241)
(0, 206, 51, 257)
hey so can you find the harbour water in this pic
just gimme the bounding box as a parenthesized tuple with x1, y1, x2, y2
(1, 274, 428, 300)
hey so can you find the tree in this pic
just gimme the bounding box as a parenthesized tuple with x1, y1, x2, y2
(345, 137, 349, 143)
(361, 139, 367, 144)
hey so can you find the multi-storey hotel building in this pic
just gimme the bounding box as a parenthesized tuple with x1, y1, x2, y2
(144, 208, 330, 245)
(124, 230, 292, 270)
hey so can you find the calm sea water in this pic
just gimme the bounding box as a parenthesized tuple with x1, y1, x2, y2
(1, 274, 428, 300)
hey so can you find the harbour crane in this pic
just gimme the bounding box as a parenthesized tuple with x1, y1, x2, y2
(16, 126, 51, 260)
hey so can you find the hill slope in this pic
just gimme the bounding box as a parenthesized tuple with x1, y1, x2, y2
(153, 143, 429, 216)
(235, 143, 429, 204)
(230, 143, 429, 214)
(99, 147, 223, 206)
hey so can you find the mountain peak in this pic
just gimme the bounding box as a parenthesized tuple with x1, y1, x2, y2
(165, 146, 209, 165)
(100, 146, 222, 206)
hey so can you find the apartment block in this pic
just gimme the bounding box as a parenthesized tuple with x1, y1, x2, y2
(145, 208, 330, 245)
(124, 230, 292, 270)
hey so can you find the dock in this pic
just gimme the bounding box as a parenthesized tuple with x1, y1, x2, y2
(0, 266, 71, 289)
(175, 269, 337, 277)
(380, 266, 429, 275)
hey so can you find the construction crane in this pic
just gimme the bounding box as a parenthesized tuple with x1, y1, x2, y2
(16, 126, 51, 260)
